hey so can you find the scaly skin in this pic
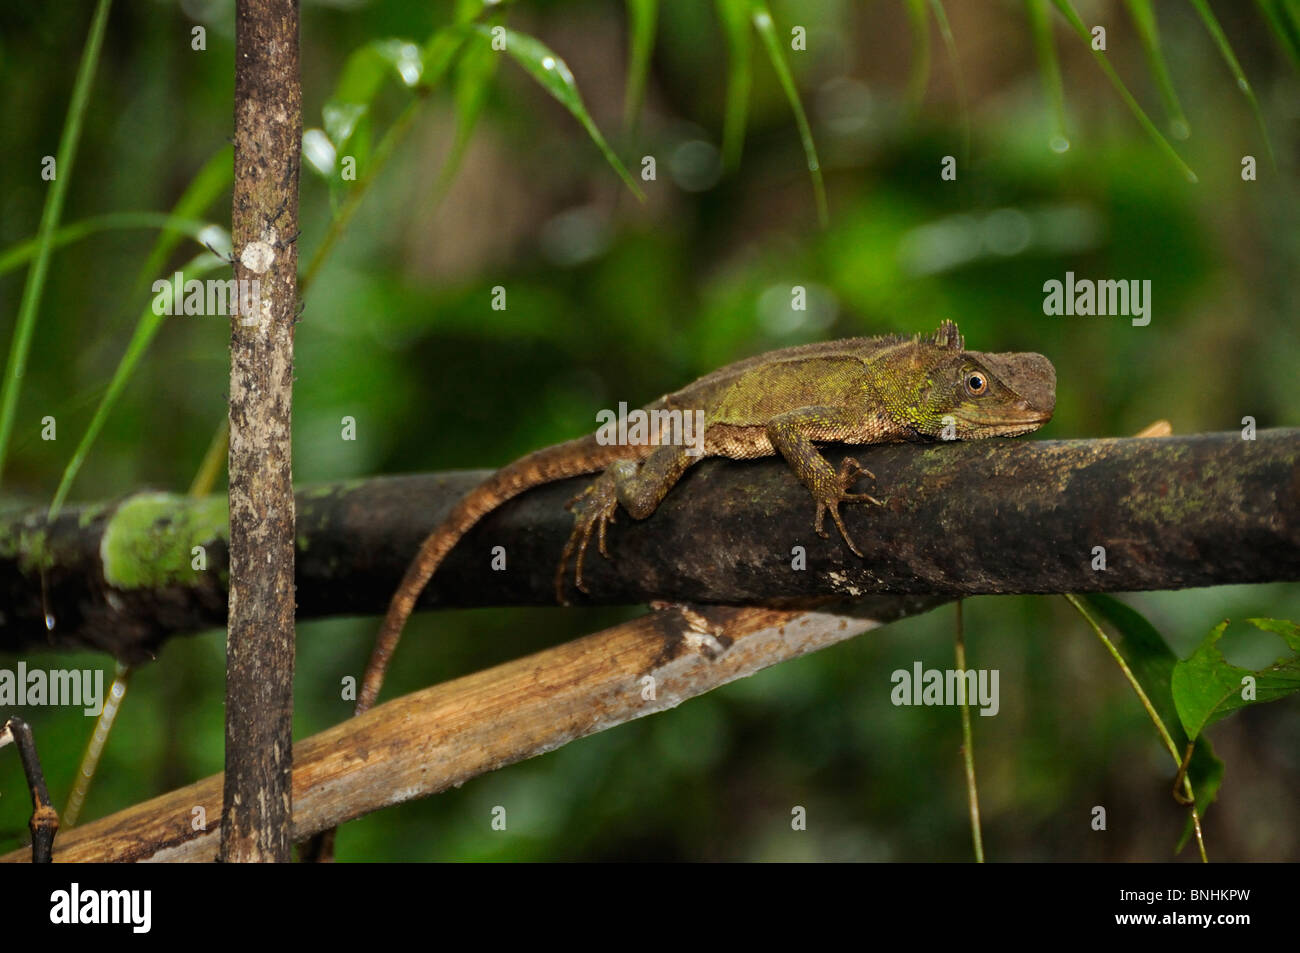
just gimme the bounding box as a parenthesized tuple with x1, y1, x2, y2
(354, 320, 1055, 715)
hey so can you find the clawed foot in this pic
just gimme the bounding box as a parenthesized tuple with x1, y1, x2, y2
(555, 473, 619, 604)
(811, 456, 882, 557)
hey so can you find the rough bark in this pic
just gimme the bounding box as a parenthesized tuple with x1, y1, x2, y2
(0, 430, 1295, 660)
(0, 601, 941, 863)
(221, 0, 300, 863)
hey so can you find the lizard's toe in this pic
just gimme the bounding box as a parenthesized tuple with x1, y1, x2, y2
(596, 508, 615, 558)
(558, 474, 620, 600)
(827, 502, 865, 557)
(837, 456, 876, 490)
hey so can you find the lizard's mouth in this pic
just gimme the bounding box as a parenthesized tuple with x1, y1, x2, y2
(950, 396, 1054, 437)
(987, 417, 1052, 437)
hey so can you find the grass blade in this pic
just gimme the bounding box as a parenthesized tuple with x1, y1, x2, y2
(48, 252, 223, 517)
(0, 213, 211, 277)
(716, 0, 754, 171)
(1026, 0, 1070, 152)
(903, 0, 932, 111)
(750, 1, 828, 225)
(1123, 0, 1189, 138)
(1050, 0, 1198, 182)
(0, 0, 113, 485)
(477, 25, 644, 200)
(624, 0, 659, 134)
(1254, 0, 1300, 70)
(1188, 0, 1276, 167)
(48, 150, 231, 517)
(927, 0, 970, 168)
(126, 147, 232, 296)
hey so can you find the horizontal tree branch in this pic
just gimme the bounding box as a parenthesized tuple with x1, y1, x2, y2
(0, 601, 940, 862)
(1, 429, 1297, 660)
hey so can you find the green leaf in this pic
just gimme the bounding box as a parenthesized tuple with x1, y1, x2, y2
(0, 0, 113, 486)
(1084, 594, 1182, 733)
(434, 29, 502, 202)
(624, 0, 659, 134)
(1078, 595, 1224, 837)
(715, 0, 754, 171)
(323, 35, 443, 168)
(303, 14, 486, 295)
(423, 23, 474, 83)
(322, 43, 395, 167)
(750, 1, 828, 225)
(477, 25, 644, 200)
(303, 128, 337, 179)
(325, 49, 384, 147)
(1187, 0, 1276, 167)
(1122, 0, 1189, 139)
(1049, 0, 1198, 182)
(321, 104, 367, 158)
(370, 37, 427, 88)
(1025, 0, 1069, 152)
(1172, 618, 1300, 741)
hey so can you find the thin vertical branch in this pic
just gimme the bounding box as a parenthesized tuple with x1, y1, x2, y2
(62, 662, 132, 828)
(0, 718, 59, 863)
(953, 600, 984, 862)
(222, 0, 301, 863)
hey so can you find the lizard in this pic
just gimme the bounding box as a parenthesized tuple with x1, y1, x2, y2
(351, 319, 1056, 715)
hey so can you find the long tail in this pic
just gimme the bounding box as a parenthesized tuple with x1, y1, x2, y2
(354, 433, 629, 715)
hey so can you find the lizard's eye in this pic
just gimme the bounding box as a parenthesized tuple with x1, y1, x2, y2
(964, 371, 988, 396)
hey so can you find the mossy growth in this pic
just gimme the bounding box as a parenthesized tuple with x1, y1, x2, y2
(100, 492, 229, 590)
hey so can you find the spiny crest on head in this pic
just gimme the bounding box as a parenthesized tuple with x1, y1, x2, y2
(910, 320, 964, 352)
(930, 320, 963, 351)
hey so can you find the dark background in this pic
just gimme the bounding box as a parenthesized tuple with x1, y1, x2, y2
(1, 0, 1297, 860)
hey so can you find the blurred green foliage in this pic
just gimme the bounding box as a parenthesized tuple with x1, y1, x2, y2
(1, 0, 1297, 861)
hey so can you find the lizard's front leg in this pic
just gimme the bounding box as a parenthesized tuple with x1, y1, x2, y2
(766, 406, 882, 556)
(556, 445, 697, 602)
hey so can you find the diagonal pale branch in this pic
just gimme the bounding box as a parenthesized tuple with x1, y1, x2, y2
(0, 601, 938, 863)
(0, 429, 1297, 661)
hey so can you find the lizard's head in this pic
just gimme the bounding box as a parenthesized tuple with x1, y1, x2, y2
(907, 321, 1056, 439)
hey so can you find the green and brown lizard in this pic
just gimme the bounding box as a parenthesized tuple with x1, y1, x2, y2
(353, 320, 1056, 713)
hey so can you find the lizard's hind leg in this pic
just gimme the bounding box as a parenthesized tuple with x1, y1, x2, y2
(555, 446, 699, 602)
(556, 471, 620, 602)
